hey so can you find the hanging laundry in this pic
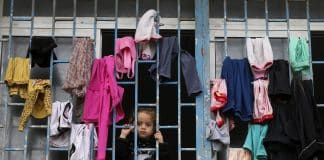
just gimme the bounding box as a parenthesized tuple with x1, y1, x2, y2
(27, 36, 57, 68)
(69, 123, 98, 160)
(289, 77, 324, 160)
(289, 36, 311, 79)
(62, 37, 94, 97)
(252, 79, 273, 123)
(82, 55, 125, 160)
(206, 119, 230, 151)
(268, 60, 291, 99)
(135, 9, 162, 43)
(243, 124, 268, 160)
(135, 9, 162, 60)
(4, 57, 30, 99)
(115, 36, 136, 79)
(18, 79, 52, 131)
(228, 148, 251, 160)
(210, 79, 227, 112)
(246, 36, 273, 79)
(71, 97, 85, 123)
(220, 56, 253, 122)
(49, 101, 73, 148)
(148, 36, 202, 96)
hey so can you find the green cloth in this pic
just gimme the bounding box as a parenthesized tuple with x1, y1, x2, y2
(289, 36, 311, 78)
(243, 124, 268, 160)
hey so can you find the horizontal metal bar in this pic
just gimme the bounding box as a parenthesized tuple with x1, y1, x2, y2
(96, 17, 115, 21)
(54, 17, 74, 21)
(268, 18, 287, 22)
(138, 148, 156, 151)
(117, 81, 136, 85)
(180, 18, 195, 21)
(7, 102, 24, 106)
(0, 81, 5, 84)
(160, 81, 178, 85)
(49, 147, 69, 151)
(138, 103, 157, 107)
(226, 18, 246, 22)
(212, 38, 225, 42)
(310, 19, 324, 22)
(29, 125, 48, 129)
(115, 125, 134, 129)
(4, 147, 24, 151)
(93, 148, 112, 151)
(312, 61, 324, 64)
(181, 103, 196, 107)
(138, 60, 156, 63)
(316, 104, 324, 107)
(159, 125, 178, 129)
(12, 17, 32, 21)
(53, 60, 69, 64)
(181, 148, 196, 151)
(0, 38, 8, 42)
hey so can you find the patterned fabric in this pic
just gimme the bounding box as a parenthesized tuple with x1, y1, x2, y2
(228, 148, 251, 160)
(5, 57, 30, 99)
(62, 37, 94, 97)
(18, 79, 52, 131)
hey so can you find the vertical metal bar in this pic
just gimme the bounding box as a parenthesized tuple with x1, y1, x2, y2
(134, 0, 139, 159)
(72, 0, 76, 40)
(195, 0, 210, 159)
(265, 0, 269, 36)
(155, 0, 160, 159)
(177, 0, 181, 160)
(89, 1, 97, 159)
(306, 0, 315, 90)
(112, 0, 118, 159)
(3, 0, 14, 159)
(244, 0, 248, 38)
(285, 0, 290, 37)
(223, 0, 228, 57)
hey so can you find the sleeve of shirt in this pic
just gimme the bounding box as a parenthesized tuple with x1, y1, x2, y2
(116, 137, 131, 160)
(159, 142, 171, 160)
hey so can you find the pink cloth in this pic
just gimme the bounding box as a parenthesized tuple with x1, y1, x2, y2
(135, 9, 162, 43)
(246, 36, 273, 79)
(252, 79, 273, 123)
(115, 36, 136, 79)
(83, 55, 125, 160)
(210, 79, 227, 112)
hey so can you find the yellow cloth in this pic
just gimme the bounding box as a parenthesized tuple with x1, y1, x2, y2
(4, 58, 30, 99)
(18, 79, 52, 131)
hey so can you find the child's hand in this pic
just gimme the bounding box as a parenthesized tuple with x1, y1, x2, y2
(120, 124, 134, 139)
(154, 131, 164, 143)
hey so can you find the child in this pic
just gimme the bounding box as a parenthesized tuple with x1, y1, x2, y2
(116, 108, 170, 160)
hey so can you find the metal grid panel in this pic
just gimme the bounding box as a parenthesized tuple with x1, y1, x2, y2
(0, 0, 206, 160)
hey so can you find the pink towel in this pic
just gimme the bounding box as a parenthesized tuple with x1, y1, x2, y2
(252, 79, 273, 123)
(115, 36, 136, 79)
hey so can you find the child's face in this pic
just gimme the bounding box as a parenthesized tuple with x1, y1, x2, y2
(137, 112, 154, 139)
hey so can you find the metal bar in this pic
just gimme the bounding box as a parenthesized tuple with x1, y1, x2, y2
(156, 0, 160, 159)
(195, 0, 211, 160)
(224, 0, 228, 56)
(159, 81, 178, 85)
(316, 104, 324, 107)
(310, 19, 324, 22)
(7, 102, 24, 106)
(112, 0, 118, 159)
(159, 125, 178, 129)
(181, 103, 196, 107)
(53, 60, 69, 64)
(268, 18, 287, 22)
(181, 148, 196, 151)
(138, 103, 157, 107)
(134, 0, 140, 159)
(117, 81, 136, 85)
(226, 18, 246, 22)
(138, 60, 156, 63)
(54, 17, 74, 21)
(12, 17, 32, 21)
(96, 17, 115, 21)
(312, 61, 324, 64)
(28, 125, 48, 129)
(4, 148, 24, 151)
(306, 0, 315, 94)
(177, 0, 182, 159)
(265, 0, 269, 36)
(48, 147, 69, 151)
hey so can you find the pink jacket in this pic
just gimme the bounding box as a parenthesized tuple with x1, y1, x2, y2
(115, 36, 136, 79)
(83, 55, 125, 160)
